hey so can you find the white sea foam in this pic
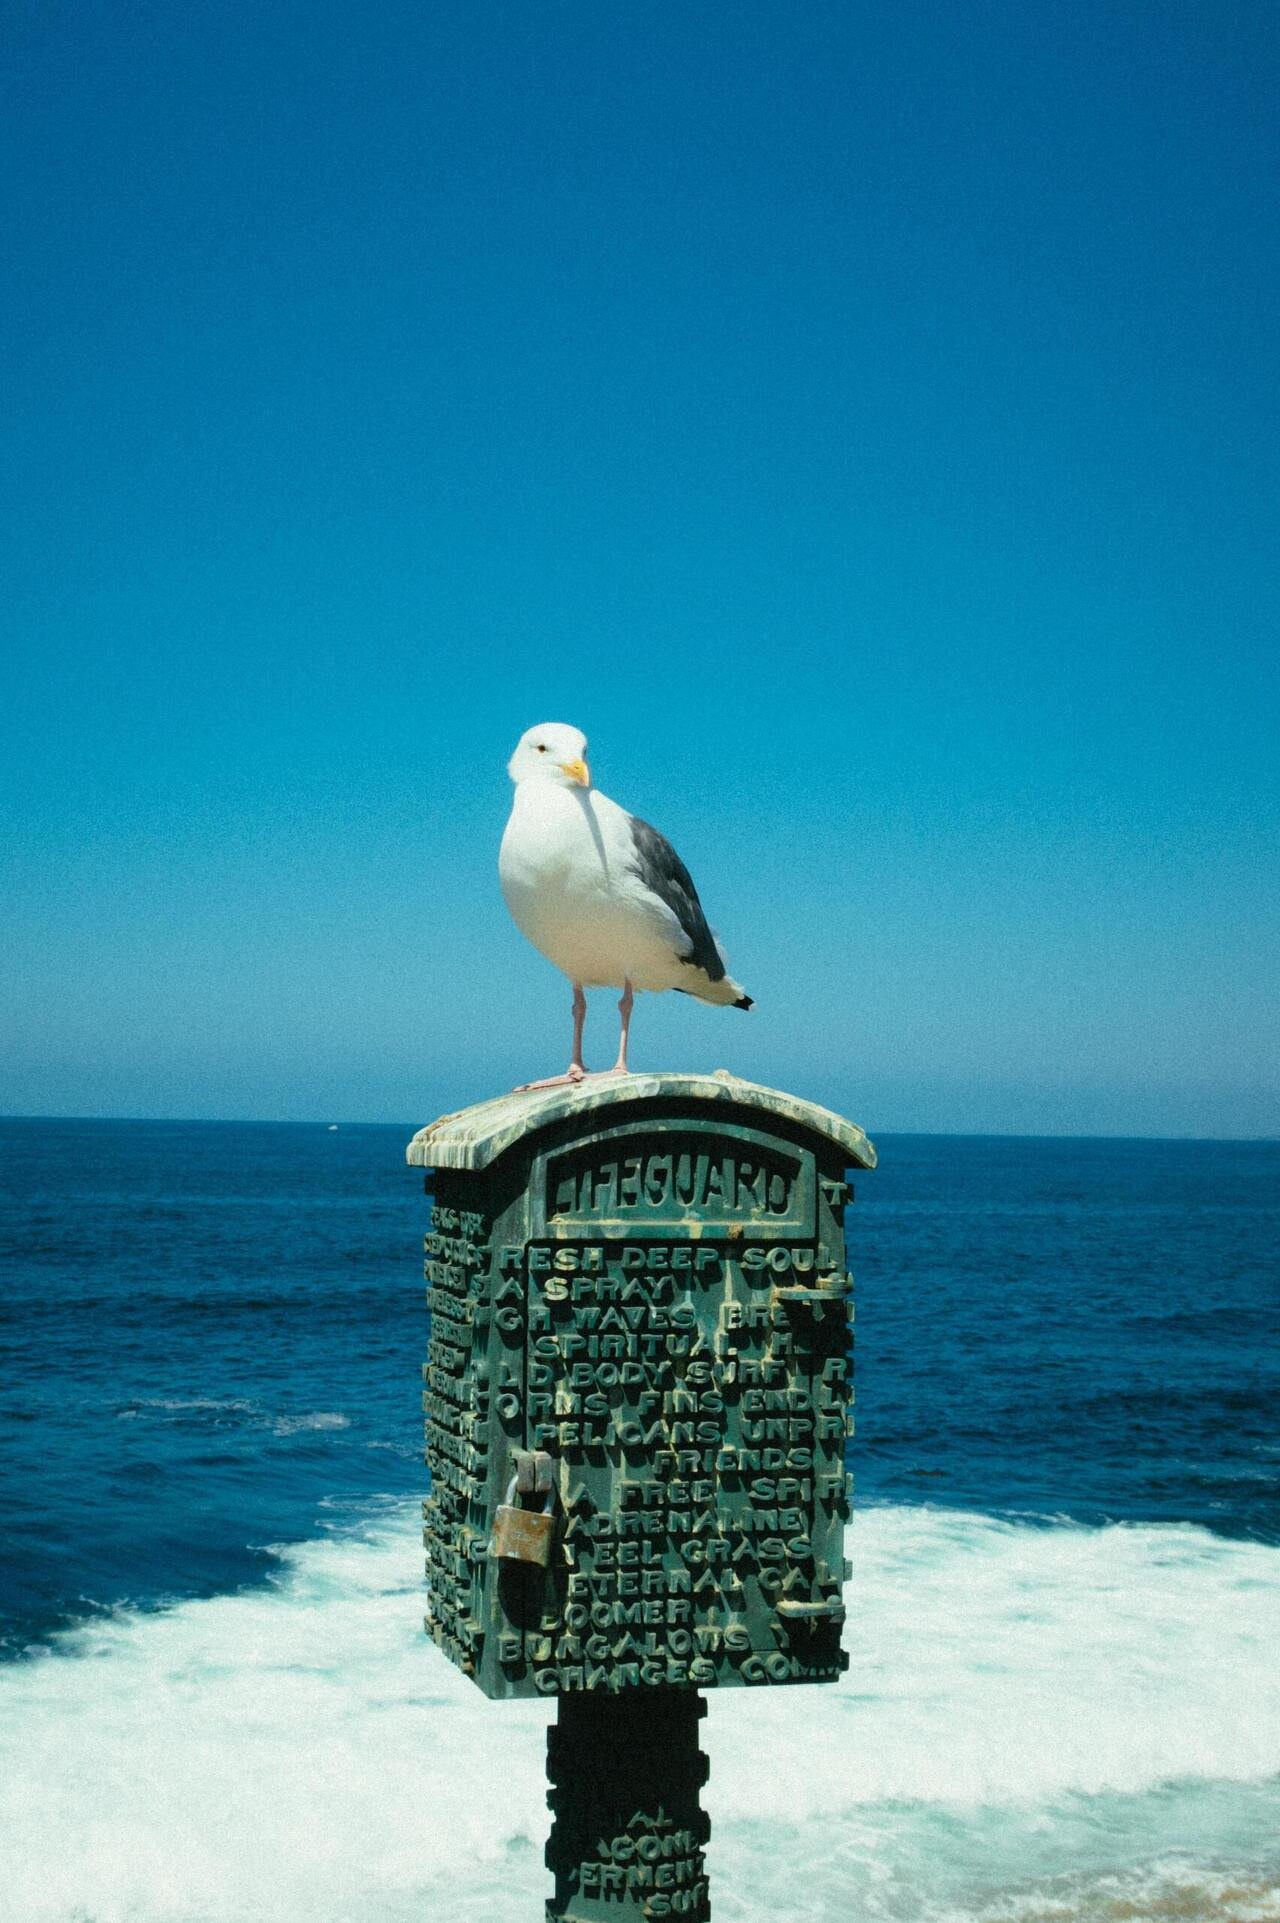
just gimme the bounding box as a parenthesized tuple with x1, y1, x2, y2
(2, 1506, 1278, 1923)
(714, 1505, 1280, 1813)
(112, 1397, 352, 1438)
(269, 1410, 350, 1435)
(114, 1398, 258, 1419)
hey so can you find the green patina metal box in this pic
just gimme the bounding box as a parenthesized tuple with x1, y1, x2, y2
(407, 1071, 876, 1701)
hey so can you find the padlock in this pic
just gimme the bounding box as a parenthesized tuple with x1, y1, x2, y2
(490, 1474, 557, 1566)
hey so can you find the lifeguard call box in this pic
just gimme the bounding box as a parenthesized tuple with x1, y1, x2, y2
(408, 1071, 876, 1704)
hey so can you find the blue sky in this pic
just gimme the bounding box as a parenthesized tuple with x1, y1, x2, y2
(2, 1, 1277, 1135)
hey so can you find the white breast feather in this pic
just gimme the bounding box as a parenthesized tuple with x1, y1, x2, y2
(499, 785, 696, 990)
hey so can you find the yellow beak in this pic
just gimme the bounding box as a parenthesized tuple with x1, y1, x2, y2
(559, 757, 590, 787)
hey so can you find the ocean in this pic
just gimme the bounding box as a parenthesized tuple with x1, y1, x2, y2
(1, 1116, 1277, 1922)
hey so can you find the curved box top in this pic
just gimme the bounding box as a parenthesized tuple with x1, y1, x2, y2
(406, 1069, 876, 1173)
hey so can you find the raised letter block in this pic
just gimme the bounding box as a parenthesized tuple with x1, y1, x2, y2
(409, 1072, 875, 1703)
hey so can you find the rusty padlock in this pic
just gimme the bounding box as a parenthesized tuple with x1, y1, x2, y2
(490, 1472, 557, 1566)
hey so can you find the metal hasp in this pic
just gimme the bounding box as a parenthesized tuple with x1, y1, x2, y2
(408, 1070, 875, 1918)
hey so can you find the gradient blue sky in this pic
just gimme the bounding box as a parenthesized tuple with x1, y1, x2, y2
(3, 1, 1277, 1135)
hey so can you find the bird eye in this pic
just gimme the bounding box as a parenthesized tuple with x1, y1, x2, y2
(536, 744, 547, 753)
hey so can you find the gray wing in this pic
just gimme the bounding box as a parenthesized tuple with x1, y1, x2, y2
(626, 815, 727, 983)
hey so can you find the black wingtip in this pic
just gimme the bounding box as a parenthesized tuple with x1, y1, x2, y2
(734, 995, 754, 1011)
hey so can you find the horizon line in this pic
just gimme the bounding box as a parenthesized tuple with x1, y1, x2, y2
(1, 1111, 1276, 1147)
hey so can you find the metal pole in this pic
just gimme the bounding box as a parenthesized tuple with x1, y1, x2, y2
(546, 1688, 711, 1921)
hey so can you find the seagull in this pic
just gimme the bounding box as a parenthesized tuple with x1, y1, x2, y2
(499, 722, 752, 1086)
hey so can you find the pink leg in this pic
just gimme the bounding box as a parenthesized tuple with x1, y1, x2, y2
(570, 982, 587, 1076)
(610, 980, 634, 1074)
(516, 984, 589, 1091)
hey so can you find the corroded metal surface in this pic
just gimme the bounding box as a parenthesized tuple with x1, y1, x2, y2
(415, 1076, 871, 1701)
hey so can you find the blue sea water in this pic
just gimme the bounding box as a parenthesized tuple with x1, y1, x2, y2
(1, 1116, 1277, 1922)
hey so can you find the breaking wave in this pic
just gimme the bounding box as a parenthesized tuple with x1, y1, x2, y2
(2, 1504, 1278, 1923)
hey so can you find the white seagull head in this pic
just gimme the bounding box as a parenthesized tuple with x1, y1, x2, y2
(507, 722, 591, 790)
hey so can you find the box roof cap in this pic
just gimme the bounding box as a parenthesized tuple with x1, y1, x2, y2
(406, 1070, 876, 1173)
